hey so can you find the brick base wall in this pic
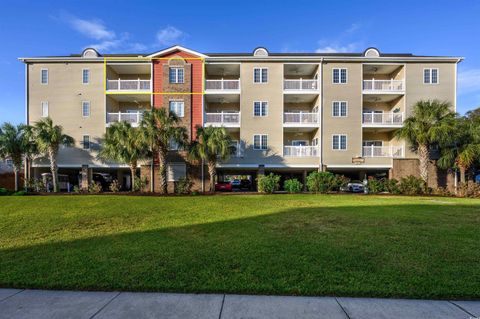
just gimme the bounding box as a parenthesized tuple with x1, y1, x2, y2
(391, 159, 455, 191)
(140, 163, 207, 193)
(0, 172, 24, 190)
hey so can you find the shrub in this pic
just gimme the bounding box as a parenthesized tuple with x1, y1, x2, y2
(257, 173, 280, 194)
(367, 177, 384, 194)
(433, 186, 453, 197)
(0, 188, 10, 196)
(457, 181, 480, 198)
(175, 177, 193, 194)
(284, 178, 303, 193)
(88, 182, 102, 194)
(12, 190, 27, 196)
(384, 178, 400, 194)
(306, 171, 338, 193)
(109, 180, 120, 193)
(24, 178, 46, 192)
(333, 175, 350, 191)
(133, 177, 148, 192)
(398, 175, 426, 195)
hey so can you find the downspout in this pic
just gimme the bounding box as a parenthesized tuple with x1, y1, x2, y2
(319, 57, 324, 172)
(24, 63, 29, 189)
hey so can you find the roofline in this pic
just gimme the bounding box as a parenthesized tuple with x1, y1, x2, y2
(146, 45, 208, 58)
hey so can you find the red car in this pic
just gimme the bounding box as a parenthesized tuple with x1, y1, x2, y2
(215, 181, 232, 192)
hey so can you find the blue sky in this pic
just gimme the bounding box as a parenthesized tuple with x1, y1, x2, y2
(1, 0, 479, 124)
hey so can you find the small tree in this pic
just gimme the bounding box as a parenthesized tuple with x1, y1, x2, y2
(31, 118, 74, 192)
(188, 126, 232, 192)
(306, 171, 337, 193)
(0, 123, 30, 191)
(257, 173, 280, 193)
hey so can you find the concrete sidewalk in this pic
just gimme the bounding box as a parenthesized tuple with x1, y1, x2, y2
(0, 289, 479, 319)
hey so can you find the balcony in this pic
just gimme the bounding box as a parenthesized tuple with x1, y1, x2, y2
(106, 112, 143, 127)
(283, 112, 319, 127)
(362, 145, 404, 158)
(284, 79, 319, 92)
(204, 112, 240, 127)
(205, 79, 240, 93)
(363, 79, 404, 93)
(229, 141, 243, 158)
(284, 146, 319, 157)
(106, 79, 151, 92)
(362, 112, 404, 127)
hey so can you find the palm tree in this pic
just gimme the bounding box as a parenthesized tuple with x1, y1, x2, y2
(100, 122, 146, 191)
(140, 108, 188, 194)
(438, 117, 480, 184)
(0, 123, 30, 191)
(188, 126, 232, 192)
(395, 99, 455, 184)
(31, 118, 74, 192)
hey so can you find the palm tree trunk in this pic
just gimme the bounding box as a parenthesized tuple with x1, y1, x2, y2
(13, 166, 19, 192)
(208, 161, 217, 192)
(48, 148, 59, 192)
(130, 163, 137, 191)
(418, 143, 429, 184)
(459, 164, 466, 184)
(158, 148, 167, 194)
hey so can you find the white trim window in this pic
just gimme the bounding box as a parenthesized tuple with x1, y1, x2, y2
(40, 69, 48, 84)
(169, 100, 184, 117)
(41, 101, 49, 117)
(169, 67, 184, 84)
(82, 101, 90, 117)
(332, 134, 347, 150)
(253, 67, 268, 83)
(82, 69, 90, 84)
(332, 101, 348, 117)
(82, 135, 90, 150)
(253, 134, 268, 150)
(253, 101, 268, 117)
(424, 68, 439, 84)
(167, 163, 186, 181)
(332, 68, 347, 84)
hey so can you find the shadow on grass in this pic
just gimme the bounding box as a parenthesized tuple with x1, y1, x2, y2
(0, 203, 479, 300)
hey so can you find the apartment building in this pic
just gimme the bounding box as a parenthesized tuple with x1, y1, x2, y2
(20, 46, 462, 191)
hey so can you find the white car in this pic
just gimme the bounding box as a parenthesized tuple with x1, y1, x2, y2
(346, 180, 364, 193)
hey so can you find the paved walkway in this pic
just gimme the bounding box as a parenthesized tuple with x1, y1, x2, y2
(0, 288, 479, 319)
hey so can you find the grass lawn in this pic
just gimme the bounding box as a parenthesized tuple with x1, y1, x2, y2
(0, 194, 479, 300)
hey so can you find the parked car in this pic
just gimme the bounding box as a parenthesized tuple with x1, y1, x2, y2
(239, 179, 252, 190)
(92, 173, 113, 191)
(345, 180, 364, 193)
(215, 181, 232, 192)
(230, 179, 241, 189)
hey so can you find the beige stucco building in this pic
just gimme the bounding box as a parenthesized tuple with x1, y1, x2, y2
(20, 46, 462, 191)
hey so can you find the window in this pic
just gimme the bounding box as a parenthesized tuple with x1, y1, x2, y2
(167, 163, 186, 181)
(82, 69, 90, 84)
(253, 134, 268, 150)
(333, 68, 347, 84)
(168, 138, 180, 151)
(82, 101, 90, 117)
(82, 135, 90, 150)
(253, 101, 268, 116)
(332, 134, 347, 150)
(169, 67, 184, 83)
(424, 68, 439, 84)
(41, 101, 48, 117)
(332, 101, 348, 117)
(41, 69, 48, 84)
(253, 67, 268, 83)
(169, 100, 184, 117)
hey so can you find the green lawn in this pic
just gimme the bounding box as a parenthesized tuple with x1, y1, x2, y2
(0, 194, 479, 299)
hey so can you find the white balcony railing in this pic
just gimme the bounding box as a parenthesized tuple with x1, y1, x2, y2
(205, 79, 240, 91)
(362, 145, 404, 158)
(363, 79, 404, 92)
(205, 112, 240, 126)
(229, 141, 244, 158)
(107, 79, 151, 91)
(284, 79, 319, 91)
(284, 146, 319, 157)
(284, 112, 319, 125)
(362, 112, 404, 126)
(106, 112, 143, 126)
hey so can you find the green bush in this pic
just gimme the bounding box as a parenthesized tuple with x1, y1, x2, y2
(24, 178, 46, 192)
(109, 180, 120, 193)
(367, 177, 384, 194)
(0, 188, 10, 196)
(306, 171, 339, 193)
(88, 182, 102, 194)
(457, 181, 480, 198)
(133, 177, 147, 192)
(257, 173, 280, 193)
(333, 174, 350, 191)
(398, 175, 426, 195)
(284, 178, 303, 193)
(12, 190, 27, 196)
(175, 177, 193, 194)
(384, 178, 400, 194)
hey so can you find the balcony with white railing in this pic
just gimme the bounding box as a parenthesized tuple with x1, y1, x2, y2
(284, 79, 319, 92)
(362, 79, 404, 93)
(106, 112, 143, 127)
(106, 79, 151, 92)
(229, 141, 244, 158)
(362, 112, 404, 127)
(205, 79, 241, 93)
(204, 111, 241, 127)
(284, 146, 319, 157)
(362, 145, 404, 158)
(283, 112, 319, 127)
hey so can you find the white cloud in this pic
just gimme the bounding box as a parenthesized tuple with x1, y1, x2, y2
(315, 23, 362, 53)
(458, 68, 480, 95)
(156, 26, 185, 46)
(316, 43, 357, 53)
(345, 23, 361, 34)
(68, 17, 115, 40)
